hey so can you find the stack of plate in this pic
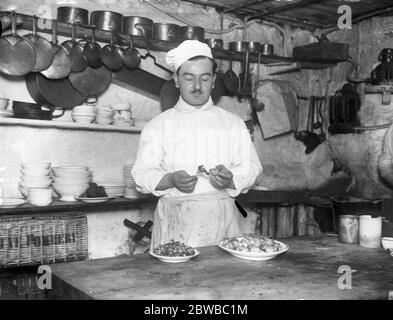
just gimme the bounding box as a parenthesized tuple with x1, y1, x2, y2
(123, 162, 136, 188)
(97, 182, 125, 197)
(52, 166, 91, 202)
(19, 162, 52, 198)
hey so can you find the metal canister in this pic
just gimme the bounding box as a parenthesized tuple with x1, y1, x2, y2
(261, 43, 274, 55)
(228, 41, 248, 52)
(339, 215, 359, 244)
(152, 23, 180, 42)
(57, 6, 89, 25)
(90, 11, 124, 33)
(123, 16, 153, 39)
(179, 26, 205, 42)
(248, 41, 261, 53)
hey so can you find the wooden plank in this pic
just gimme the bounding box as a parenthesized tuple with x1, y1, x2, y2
(296, 204, 308, 236)
(50, 235, 393, 300)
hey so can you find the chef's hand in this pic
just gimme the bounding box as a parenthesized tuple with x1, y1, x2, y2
(171, 170, 198, 193)
(209, 165, 235, 190)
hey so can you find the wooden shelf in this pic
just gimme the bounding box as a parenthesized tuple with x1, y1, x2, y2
(0, 11, 336, 69)
(0, 117, 143, 133)
(0, 197, 158, 216)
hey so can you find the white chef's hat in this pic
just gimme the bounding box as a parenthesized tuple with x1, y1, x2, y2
(166, 40, 213, 71)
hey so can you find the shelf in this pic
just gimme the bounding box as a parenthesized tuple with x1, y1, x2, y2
(0, 11, 336, 69)
(0, 197, 158, 216)
(0, 117, 143, 133)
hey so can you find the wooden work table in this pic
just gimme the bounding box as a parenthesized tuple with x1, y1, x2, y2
(49, 235, 393, 300)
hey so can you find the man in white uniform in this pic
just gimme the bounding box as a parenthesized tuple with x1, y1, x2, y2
(132, 40, 262, 248)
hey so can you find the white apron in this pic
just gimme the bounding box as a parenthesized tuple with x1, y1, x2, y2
(150, 191, 243, 249)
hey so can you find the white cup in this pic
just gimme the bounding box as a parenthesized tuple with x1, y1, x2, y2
(0, 97, 9, 110)
(113, 110, 131, 121)
(359, 215, 382, 248)
(27, 188, 53, 206)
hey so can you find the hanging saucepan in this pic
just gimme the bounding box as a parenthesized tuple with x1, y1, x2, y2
(57, 6, 89, 25)
(69, 65, 112, 101)
(83, 26, 102, 68)
(248, 41, 261, 53)
(222, 51, 239, 95)
(23, 15, 54, 72)
(123, 16, 153, 39)
(90, 11, 123, 33)
(179, 26, 205, 42)
(0, 11, 36, 76)
(41, 20, 72, 79)
(13, 103, 65, 120)
(101, 29, 124, 72)
(122, 38, 141, 69)
(152, 23, 180, 42)
(61, 23, 88, 72)
(26, 72, 86, 109)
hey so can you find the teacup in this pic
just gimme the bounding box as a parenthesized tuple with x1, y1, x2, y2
(0, 98, 9, 110)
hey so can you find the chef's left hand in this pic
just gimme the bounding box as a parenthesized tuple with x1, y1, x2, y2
(209, 165, 235, 189)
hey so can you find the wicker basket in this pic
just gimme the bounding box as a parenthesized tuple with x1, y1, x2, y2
(0, 213, 88, 268)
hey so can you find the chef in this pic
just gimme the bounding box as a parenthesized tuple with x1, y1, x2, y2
(378, 122, 393, 187)
(132, 40, 262, 248)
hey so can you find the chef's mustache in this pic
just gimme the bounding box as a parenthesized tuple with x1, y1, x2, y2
(191, 89, 203, 94)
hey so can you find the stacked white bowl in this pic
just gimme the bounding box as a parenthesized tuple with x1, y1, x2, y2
(97, 182, 125, 197)
(52, 166, 91, 201)
(112, 103, 134, 127)
(95, 105, 114, 125)
(19, 162, 52, 199)
(27, 188, 53, 206)
(71, 105, 96, 124)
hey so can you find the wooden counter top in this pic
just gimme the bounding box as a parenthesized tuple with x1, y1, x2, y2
(49, 235, 393, 300)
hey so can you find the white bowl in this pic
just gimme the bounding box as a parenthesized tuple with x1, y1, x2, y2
(20, 168, 51, 177)
(381, 237, 393, 250)
(28, 188, 53, 206)
(218, 238, 289, 261)
(72, 114, 95, 124)
(149, 250, 199, 263)
(52, 183, 89, 202)
(21, 162, 51, 169)
(53, 176, 91, 185)
(19, 179, 52, 189)
(52, 166, 89, 173)
(95, 117, 113, 125)
(110, 103, 131, 111)
(72, 105, 95, 114)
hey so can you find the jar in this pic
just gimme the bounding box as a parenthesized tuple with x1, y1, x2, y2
(359, 215, 382, 248)
(339, 215, 359, 244)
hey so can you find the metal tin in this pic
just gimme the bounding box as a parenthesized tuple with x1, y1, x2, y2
(179, 26, 205, 41)
(57, 6, 89, 25)
(228, 41, 248, 52)
(90, 11, 124, 33)
(123, 16, 153, 39)
(339, 215, 359, 244)
(261, 43, 274, 55)
(248, 41, 261, 53)
(152, 23, 180, 42)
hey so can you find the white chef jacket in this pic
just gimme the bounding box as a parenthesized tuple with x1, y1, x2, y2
(132, 96, 262, 198)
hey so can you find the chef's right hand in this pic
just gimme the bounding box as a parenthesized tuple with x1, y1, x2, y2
(171, 170, 198, 193)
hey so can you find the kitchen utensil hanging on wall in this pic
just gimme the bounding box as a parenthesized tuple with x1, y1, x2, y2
(26, 72, 86, 109)
(123, 16, 153, 39)
(251, 52, 265, 112)
(123, 38, 141, 69)
(69, 65, 112, 99)
(41, 19, 72, 79)
(61, 23, 87, 73)
(83, 26, 102, 68)
(101, 29, 124, 71)
(179, 26, 205, 42)
(0, 11, 36, 76)
(152, 23, 180, 42)
(57, 6, 89, 25)
(23, 15, 54, 72)
(222, 51, 239, 95)
(90, 10, 124, 33)
(238, 49, 252, 96)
